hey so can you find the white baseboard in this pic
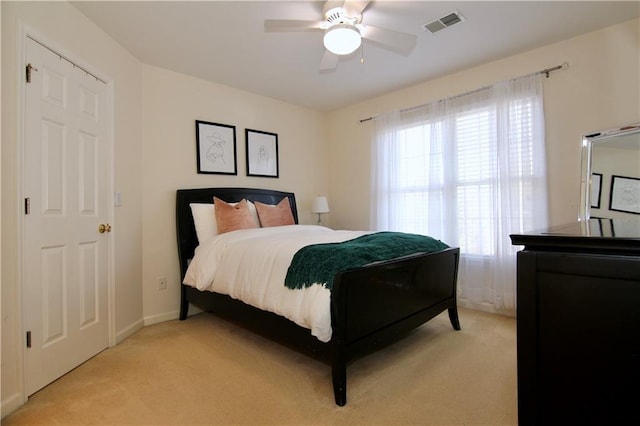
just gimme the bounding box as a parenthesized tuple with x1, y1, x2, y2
(457, 299, 516, 317)
(1, 392, 26, 419)
(116, 307, 204, 343)
(115, 318, 145, 344)
(187, 305, 203, 316)
(143, 310, 180, 326)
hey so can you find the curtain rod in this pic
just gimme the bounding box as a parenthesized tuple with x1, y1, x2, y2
(359, 62, 569, 123)
(27, 35, 107, 84)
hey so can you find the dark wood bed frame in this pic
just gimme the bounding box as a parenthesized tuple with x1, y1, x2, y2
(176, 187, 461, 406)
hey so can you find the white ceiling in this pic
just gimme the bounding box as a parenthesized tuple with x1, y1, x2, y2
(72, 1, 640, 112)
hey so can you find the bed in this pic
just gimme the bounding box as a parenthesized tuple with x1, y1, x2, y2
(176, 187, 460, 406)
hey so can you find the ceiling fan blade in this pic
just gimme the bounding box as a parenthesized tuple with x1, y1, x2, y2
(320, 49, 340, 71)
(264, 19, 325, 32)
(360, 25, 417, 55)
(343, 0, 371, 16)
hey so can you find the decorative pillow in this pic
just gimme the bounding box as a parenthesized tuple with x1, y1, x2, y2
(255, 197, 295, 227)
(214, 197, 259, 234)
(190, 200, 259, 242)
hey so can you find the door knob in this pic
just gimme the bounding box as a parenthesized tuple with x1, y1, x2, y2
(98, 223, 112, 233)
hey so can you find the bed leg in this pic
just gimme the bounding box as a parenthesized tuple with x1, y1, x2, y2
(332, 361, 347, 406)
(179, 285, 189, 320)
(448, 306, 461, 330)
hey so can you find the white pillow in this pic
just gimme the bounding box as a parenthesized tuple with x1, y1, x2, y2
(190, 203, 216, 244)
(190, 201, 260, 243)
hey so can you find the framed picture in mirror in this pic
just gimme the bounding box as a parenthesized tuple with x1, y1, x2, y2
(590, 173, 603, 209)
(609, 175, 640, 215)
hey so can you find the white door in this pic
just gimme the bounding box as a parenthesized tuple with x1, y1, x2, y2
(23, 37, 111, 395)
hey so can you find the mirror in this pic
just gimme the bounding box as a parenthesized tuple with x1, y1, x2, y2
(580, 123, 640, 220)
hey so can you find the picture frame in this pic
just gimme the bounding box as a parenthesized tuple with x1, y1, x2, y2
(590, 173, 603, 209)
(245, 129, 279, 178)
(586, 217, 602, 236)
(609, 175, 640, 215)
(611, 217, 639, 237)
(195, 120, 237, 175)
(599, 217, 613, 237)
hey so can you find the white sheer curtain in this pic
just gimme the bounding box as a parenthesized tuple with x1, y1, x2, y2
(371, 74, 548, 315)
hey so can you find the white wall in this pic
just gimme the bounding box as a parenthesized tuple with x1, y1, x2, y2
(1, 0, 143, 415)
(140, 65, 329, 324)
(326, 18, 640, 230)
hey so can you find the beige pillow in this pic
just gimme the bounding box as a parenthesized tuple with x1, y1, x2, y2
(214, 197, 259, 234)
(255, 198, 295, 227)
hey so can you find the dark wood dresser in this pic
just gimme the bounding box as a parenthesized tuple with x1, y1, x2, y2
(510, 219, 640, 425)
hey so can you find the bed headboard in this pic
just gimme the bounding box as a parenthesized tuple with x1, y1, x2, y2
(176, 187, 298, 280)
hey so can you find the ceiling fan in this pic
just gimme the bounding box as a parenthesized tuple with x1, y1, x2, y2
(264, 0, 417, 71)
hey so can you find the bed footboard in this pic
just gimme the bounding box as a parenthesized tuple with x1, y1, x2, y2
(330, 247, 460, 406)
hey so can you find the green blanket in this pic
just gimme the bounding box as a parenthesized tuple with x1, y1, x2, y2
(284, 231, 449, 291)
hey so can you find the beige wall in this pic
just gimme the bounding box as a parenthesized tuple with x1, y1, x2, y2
(326, 18, 640, 230)
(1, 0, 143, 414)
(140, 65, 328, 323)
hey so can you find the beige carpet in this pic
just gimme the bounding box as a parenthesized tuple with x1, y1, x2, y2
(3, 308, 517, 425)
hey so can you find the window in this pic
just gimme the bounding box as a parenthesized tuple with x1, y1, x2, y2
(371, 74, 548, 312)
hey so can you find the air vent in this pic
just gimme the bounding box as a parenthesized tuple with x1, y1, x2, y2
(423, 10, 465, 33)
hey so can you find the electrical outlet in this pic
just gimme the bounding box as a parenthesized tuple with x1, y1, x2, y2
(158, 277, 167, 291)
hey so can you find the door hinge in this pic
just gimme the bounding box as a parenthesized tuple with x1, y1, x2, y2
(25, 197, 30, 215)
(26, 63, 38, 83)
(26, 331, 32, 348)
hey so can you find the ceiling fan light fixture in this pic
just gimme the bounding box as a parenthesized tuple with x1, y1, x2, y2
(323, 23, 361, 55)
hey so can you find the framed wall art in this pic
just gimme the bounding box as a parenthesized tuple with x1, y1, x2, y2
(195, 120, 237, 175)
(609, 175, 640, 214)
(590, 173, 603, 209)
(246, 128, 279, 178)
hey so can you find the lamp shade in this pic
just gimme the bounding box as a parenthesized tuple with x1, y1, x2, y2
(311, 196, 330, 214)
(323, 23, 361, 55)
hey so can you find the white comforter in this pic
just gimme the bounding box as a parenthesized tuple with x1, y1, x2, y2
(183, 225, 370, 342)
